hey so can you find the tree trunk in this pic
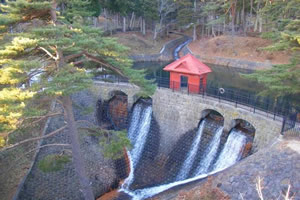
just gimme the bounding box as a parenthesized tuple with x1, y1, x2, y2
(259, 16, 263, 33)
(142, 18, 146, 36)
(193, 24, 197, 41)
(193, 0, 197, 41)
(139, 17, 143, 33)
(212, 25, 216, 37)
(50, 1, 94, 199)
(254, 0, 261, 32)
(153, 23, 158, 40)
(242, 0, 246, 33)
(62, 95, 95, 200)
(122, 16, 126, 32)
(223, 18, 226, 34)
(129, 12, 135, 29)
(50, 0, 57, 23)
(250, 0, 253, 19)
(231, 0, 237, 35)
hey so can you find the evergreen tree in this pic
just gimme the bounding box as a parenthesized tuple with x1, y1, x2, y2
(244, 0, 300, 102)
(0, 0, 155, 199)
(175, 0, 194, 28)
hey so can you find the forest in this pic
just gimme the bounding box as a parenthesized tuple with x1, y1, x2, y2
(0, 1, 299, 200)
(98, 0, 299, 98)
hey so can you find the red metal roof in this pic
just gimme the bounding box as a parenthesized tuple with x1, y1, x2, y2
(163, 54, 212, 75)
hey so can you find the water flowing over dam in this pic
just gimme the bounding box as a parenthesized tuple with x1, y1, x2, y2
(119, 100, 251, 199)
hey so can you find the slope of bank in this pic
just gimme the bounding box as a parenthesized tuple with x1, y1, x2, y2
(112, 32, 178, 55)
(153, 138, 300, 200)
(187, 35, 291, 70)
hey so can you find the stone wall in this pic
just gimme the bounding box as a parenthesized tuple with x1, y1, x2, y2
(90, 81, 141, 109)
(152, 88, 282, 154)
(90, 82, 282, 155)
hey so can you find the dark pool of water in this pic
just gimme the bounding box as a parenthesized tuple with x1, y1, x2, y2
(133, 61, 264, 94)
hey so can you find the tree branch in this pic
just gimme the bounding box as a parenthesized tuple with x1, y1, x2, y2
(38, 47, 58, 60)
(25, 112, 62, 120)
(65, 52, 126, 78)
(83, 52, 126, 78)
(25, 143, 71, 156)
(65, 52, 84, 62)
(0, 125, 67, 152)
(72, 59, 85, 66)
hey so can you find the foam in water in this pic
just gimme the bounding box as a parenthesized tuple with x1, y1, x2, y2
(176, 120, 206, 181)
(128, 103, 142, 142)
(213, 130, 247, 171)
(122, 104, 152, 189)
(121, 102, 248, 199)
(194, 126, 224, 175)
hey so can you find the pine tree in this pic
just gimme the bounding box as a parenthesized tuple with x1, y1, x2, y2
(0, 0, 155, 199)
(244, 0, 300, 103)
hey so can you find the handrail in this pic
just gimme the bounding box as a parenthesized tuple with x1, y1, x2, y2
(93, 75, 299, 135)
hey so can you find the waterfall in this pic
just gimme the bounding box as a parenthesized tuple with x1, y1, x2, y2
(120, 104, 249, 199)
(194, 126, 224, 176)
(176, 120, 206, 181)
(128, 103, 142, 143)
(122, 103, 153, 189)
(213, 130, 247, 171)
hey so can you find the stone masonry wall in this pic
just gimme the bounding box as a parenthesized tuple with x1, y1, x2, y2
(90, 81, 141, 109)
(152, 88, 282, 154)
(90, 82, 282, 155)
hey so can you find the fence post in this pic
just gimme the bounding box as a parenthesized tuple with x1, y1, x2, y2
(273, 106, 276, 120)
(158, 77, 160, 89)
(281, 117, 286, 135)
(253, 98, 256, 114)
(172, 81, 174, 92)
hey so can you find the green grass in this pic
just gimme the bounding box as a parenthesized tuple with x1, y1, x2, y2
(38, 154, 71, 173)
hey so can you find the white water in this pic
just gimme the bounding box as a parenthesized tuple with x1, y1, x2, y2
(119, 166, 228, 200)
(176, 120, 206, 181)
(122, 104, 152, 189)
(213, 130, 247, 171)
(194, 126, 224, 175)
(120, 103, 248, 200)
(128, 103, 143, 142)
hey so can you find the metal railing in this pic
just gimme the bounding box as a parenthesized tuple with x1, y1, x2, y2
(155, 77, 299, 135)
(94, 74, 299, 136)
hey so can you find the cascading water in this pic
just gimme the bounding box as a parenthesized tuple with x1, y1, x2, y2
(193, 126, 224, 175)
(176, 120, 206, 181)
(213, 130, 247, 171)
(122, 103, 152, 189)
(120, 102, 250, 199)
(128, 103, 143, 142)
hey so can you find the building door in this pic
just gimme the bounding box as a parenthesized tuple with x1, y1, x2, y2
(181, 76, 188, 88)
(200, 78, 204, 92)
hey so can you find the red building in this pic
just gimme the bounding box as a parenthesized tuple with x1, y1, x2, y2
(163, 54, 212, 94)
